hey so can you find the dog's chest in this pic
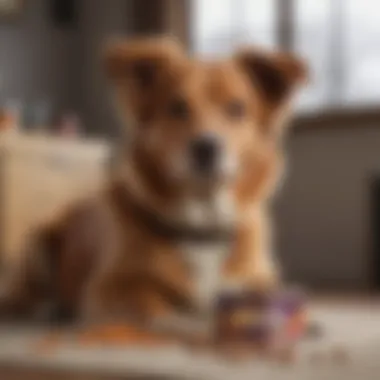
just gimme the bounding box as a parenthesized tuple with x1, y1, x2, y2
(180, 242, 229, 312)
(178, 191, 236, 312)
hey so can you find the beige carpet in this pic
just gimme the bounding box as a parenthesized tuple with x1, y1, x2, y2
(0, 300, 379, 380)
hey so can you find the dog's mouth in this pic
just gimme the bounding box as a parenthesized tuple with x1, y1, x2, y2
(172, 149, 238, 190)
(186, 158, 238, 194)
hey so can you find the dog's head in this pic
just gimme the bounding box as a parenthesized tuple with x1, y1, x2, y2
(105, 37, 306, 204)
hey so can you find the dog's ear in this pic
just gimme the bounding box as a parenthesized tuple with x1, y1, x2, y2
(235, 49, 307, 136)
(104, 37, 186, 124)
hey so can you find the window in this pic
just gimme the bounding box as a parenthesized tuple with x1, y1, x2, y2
(295, 0, 335, 110)
(191, 0, 380, 111)
(345, 0, 380, 106)
(192, 0, 276, 57)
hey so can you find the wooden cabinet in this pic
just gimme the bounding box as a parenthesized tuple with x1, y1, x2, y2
(0, 133, 110, 267)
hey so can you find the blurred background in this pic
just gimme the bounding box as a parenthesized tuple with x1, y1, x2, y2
(0, 0, 380, 295)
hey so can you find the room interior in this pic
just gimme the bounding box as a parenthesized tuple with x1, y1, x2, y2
(0, 0, 380, 378)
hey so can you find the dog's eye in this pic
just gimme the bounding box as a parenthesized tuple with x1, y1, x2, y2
(168, 97, 189, 120)
(226, 99, 246, 119)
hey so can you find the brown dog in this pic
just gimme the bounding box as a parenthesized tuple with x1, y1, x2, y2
(0, 37, 306, 338)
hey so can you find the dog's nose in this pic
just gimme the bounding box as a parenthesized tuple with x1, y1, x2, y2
(190, 136, 220, 173)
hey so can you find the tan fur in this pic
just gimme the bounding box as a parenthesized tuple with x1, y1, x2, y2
(0, 37, 307, 334)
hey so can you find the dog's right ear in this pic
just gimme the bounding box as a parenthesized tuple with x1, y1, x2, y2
(235, 48, 307, 137)
(104, 37, 186, 124)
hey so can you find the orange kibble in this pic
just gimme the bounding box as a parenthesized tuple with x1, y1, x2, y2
(33, 331, 63, 353)
(33, 323, 173, 352)
(74, 323, 172, 347)
(77, 331, 105, 346)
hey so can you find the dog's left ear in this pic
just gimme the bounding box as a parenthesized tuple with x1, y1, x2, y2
(235, 49, 307, 135)
(104, 37, 186, 126)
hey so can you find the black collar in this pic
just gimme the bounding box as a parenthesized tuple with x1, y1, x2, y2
(111, 183, 236, 244)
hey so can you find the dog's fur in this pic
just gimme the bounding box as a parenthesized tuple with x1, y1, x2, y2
(0, 37, 306, 335)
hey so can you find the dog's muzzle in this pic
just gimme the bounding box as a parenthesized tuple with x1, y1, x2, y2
(189, 135, 221, 177)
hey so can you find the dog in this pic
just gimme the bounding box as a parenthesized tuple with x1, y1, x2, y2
(0, 37, 306, 339)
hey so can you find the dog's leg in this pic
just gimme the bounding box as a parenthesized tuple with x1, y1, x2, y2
(79, 271, 173, 324)
(80, 273, 214, 348)
(224, 208, 280, 290)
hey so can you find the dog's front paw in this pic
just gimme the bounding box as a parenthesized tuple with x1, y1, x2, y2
(248, 254, 281, 292)
(249, 269, 280, 292)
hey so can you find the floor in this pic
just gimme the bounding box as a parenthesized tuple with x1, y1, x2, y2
(0, 299, 379, 380)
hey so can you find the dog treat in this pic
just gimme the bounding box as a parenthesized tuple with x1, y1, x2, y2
(33, 323, 175, 353)
(215, 287, 307, 360)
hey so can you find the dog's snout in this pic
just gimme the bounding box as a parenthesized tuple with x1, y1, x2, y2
(190, 136, 220, 173)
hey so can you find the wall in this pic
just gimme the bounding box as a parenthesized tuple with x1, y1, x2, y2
(0, 0, 130, 134)
(275, 124, 380, 290)
(0, 0, 80, 118)
(79, 0, 131, 137)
